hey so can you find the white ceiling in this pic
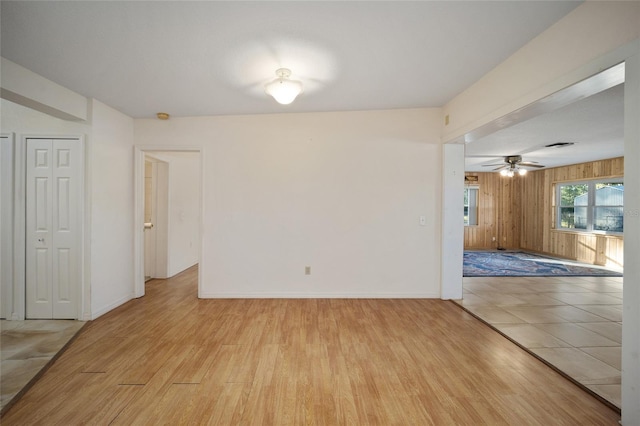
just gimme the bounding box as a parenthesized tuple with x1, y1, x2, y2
(2, 1, 623, 172)
(1, 1, 580, 118)
(465, 83, 625, 172)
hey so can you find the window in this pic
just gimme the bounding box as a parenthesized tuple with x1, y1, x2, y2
(557, 179, 623, 233)
(464, 186, 478, 226)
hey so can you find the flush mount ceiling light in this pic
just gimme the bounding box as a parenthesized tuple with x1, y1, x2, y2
(264, 68, 303, 105)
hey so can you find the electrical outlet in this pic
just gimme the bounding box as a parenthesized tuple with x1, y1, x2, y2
(492, 236, 496, 241)
(305, 266, 311, 275)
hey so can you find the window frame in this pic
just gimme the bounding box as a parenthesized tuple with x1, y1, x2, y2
(464, 185, 479, 226)
(555, 178, 624, 235)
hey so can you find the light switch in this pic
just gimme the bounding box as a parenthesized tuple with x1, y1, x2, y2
(419, 216, 426, 226)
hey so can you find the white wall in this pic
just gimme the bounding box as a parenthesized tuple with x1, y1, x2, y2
(441, 143, 464, 300)
(165, 152, 200, 277)
(90, 99, 135, 319)
(135, 108, 442, 298)
(1, 57, 88, 121)
(1, 98, 91, 135)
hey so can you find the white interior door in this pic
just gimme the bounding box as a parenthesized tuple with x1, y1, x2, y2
(144, 159, 157, 279)
(26, 138, 81, 319)
(143, 156, 169, 280)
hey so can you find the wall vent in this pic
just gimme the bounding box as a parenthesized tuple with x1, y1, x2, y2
(545, 142, 575, 148)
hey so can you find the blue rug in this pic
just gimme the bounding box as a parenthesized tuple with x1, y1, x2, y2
(463, 251, 623, 277)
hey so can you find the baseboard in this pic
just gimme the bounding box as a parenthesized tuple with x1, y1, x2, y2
(198, 292, 441, 299)
(91, 293, 135, 320)
(167, 260, 198, 279)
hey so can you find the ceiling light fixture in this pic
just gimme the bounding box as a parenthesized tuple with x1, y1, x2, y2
(500, 165, 527, 177)
(265, 68, 303, 105)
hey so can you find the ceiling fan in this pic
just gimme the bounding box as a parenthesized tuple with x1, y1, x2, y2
(483, 155, 545, 176)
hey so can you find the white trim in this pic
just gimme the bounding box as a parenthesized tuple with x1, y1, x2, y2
(12, 135, 26, 320)
(91, 293, 135, 320)
(82, 131, 92, 321)
(463, 186, 479, 227)
(556, 178, 624, 234)
(199, 292, 441, 299)
(133, 145, 204, 299)
(0, 133, 15, 319)
(622, 49, 640, 426)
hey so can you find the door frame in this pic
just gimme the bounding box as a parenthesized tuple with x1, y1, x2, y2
(1, 133, 15, 319)
(133, 146, 203, 298)
(11, 135, 87, 320)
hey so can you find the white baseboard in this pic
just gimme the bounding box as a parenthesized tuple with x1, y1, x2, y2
(198, 292, 441, 299)
(91, 293, 135, 320)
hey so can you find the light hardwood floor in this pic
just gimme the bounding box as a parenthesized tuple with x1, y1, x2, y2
(1, 266, 620, 425)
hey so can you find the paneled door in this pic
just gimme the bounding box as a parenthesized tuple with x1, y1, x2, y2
(26, 138, 82, 319)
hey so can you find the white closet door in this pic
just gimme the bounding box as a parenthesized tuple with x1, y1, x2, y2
(26, 138, 81, 319)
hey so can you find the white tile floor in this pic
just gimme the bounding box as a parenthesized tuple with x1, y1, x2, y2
(454, 274, 623, 409)
(0, 320, 85, 411)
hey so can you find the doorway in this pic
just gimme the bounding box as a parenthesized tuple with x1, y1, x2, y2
(134, 147, 202, 298)
(143, 156, 169, 281)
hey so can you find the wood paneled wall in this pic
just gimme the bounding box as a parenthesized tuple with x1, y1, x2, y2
(463, 172, 522, 249)
(465, 157, 624, 268)
(520, 157, 624, 268)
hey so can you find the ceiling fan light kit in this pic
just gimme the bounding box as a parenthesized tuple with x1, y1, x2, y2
(485, 155, 544, 177)
(265, 68, 303, 105)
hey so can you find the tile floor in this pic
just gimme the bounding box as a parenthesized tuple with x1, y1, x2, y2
(0, 319, 85, 411)
(454, 274, 622, 409)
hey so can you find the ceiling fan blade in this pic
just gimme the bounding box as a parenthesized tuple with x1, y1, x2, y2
(482, 163, 506, 167)
(492, 165, 508, 171)
(520, 162, 545, 168)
